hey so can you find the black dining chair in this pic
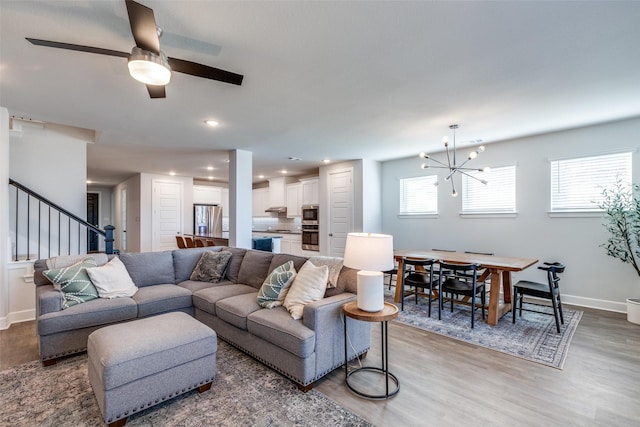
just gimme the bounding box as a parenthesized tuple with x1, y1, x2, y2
(400, 257, 438, 315)
(512, 262, 566, 333)
(438, 262, 485, 328)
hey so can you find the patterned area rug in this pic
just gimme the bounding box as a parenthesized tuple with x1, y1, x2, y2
(388, 291, 582, 369)
(0, 341, 371, 427)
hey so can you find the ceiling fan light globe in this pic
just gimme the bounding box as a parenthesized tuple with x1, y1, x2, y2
(128, 47, 171, 86)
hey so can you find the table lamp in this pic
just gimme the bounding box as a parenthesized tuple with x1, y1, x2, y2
(343, 232, 394, 312)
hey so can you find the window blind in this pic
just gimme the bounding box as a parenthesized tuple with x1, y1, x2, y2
(399, 175, 438, 214)
(550, 152, 632, 211)
(462, 166, 516, 213)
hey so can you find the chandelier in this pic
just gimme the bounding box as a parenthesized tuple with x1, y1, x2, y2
(419, 124, 490, 197)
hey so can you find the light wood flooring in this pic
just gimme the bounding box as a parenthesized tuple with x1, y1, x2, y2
(1, 306, 639, 426)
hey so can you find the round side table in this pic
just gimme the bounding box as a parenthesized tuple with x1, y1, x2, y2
(342, 301, 399, 400)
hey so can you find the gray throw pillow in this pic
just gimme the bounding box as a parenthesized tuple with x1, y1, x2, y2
(190, 251, 233, 282)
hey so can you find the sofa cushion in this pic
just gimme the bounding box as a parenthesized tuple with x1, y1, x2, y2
(38, 297, 137, 335)
(247, 307, 316, 358)
(215, 293, 261, 330)
(325, 266, 358, 298)
(86, 257, 138, 299)
(190, 251, 232, 282)
(119, 251, 175, 287)
(257, 261, 297, 308)
(192, 284, 257, 316)
(177, 280, 222, 293)
(43, 257, 99, 309)
(132, 284, 193, 318)
(283, 261, 329, 320)
(172, 247, 222, 283)
(268, 254, 308, 275)
(237, 250, 273, 289)
(222, 247, 247, 283)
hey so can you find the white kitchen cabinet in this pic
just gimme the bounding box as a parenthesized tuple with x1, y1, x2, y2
(286, 183, 302, 217)
(301, 178, 319, 205)
(252, 188, 269, 217)
(194, 185, 222, 205)
(221, 188, 229, 218)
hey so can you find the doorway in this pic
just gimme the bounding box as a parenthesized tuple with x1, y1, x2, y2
(87, 192, 99, 252)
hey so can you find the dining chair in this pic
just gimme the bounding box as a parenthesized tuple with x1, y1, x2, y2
(195, 238, 206, 247)
(400, 257, 438, 315)
(175, 235, 187, 249)
(183, 236, 196, 248)
(206, 239, 216, 246)
(438, 262, 485, 328)
(512, 262, 565, 333)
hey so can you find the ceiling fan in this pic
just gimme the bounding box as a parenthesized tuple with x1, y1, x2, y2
(26, 0, 243, 98)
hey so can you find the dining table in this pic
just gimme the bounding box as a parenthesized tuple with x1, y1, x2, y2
(393, 249, 538, 326)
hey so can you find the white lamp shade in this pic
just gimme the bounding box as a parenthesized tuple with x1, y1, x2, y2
(343, 233, 394, 272)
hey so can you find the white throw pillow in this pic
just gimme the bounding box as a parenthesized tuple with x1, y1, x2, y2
(283, 261, 329, 320)
(86, 257, 138, 298)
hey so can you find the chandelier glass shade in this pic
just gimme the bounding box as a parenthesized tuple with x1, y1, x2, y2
(419, 124, 490, 197)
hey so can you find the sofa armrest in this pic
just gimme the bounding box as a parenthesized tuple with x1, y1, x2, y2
(37, 284, 63, 316)
(303, 293, 371, 380)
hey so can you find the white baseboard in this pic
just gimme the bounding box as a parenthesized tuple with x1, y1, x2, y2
(0, 309, 36, 330)
(561, 294, 627, 313)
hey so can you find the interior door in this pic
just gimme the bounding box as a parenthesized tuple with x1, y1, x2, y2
(152, 180, 183, 252)
(86, 193, 99, 252)
(328, 169, 353, 257)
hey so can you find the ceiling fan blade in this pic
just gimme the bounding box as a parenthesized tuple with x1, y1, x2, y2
(146, 84, 166, 98)
(125, 0, 160, 55)
(167, 57, 244, 86)
(26, 38, 130, 58)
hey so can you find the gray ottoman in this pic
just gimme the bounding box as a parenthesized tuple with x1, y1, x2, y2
(88, 312, 217, 427)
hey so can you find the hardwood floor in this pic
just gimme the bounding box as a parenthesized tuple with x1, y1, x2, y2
(1, 306, 639, 426)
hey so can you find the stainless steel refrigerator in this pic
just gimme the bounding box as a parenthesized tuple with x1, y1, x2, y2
(193, 204, 223, 237)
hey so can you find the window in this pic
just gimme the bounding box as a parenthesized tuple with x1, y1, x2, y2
(399, 175, 438, 215)
(462, 166, 516, 213)
(550, 152, 632, 212)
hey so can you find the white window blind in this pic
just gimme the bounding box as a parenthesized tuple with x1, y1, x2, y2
(399, 175, 438, 214)
(550, 152, 632, 211)
(462, 166, 516, 213)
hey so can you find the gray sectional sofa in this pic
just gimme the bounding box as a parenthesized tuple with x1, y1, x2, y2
(33, 247, 371, 390)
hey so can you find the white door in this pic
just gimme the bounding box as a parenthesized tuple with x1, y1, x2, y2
(152, 180, 183, 252)
(328, 169, 353, 257)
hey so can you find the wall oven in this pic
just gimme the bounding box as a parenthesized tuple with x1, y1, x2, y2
(301, 205, 320, 251)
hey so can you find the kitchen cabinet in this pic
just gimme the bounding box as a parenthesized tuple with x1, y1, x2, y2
(221, 188, 229, 218)
(193, 185, 222, 205)
(268, 177, 296, 207)
(301, 178, 319, 205)
(252, 188, 269, 217)
(286, 183, 302, 217)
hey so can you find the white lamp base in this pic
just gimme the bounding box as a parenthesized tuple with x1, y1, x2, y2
(356, 270, 384, 312)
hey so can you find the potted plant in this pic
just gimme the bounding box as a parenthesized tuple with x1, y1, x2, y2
(599, 178, 640, 324)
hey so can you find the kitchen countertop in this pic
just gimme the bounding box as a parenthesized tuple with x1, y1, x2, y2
(253, 230, 302, 235)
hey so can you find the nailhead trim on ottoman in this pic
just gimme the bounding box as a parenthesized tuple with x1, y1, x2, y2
(88, 312, 217, 426)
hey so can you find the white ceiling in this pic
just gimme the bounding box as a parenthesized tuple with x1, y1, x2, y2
(2, 1, 640, 186)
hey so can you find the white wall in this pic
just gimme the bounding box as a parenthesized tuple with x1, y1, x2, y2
(382, 117, 640, 312)
(1, 108, 11, 329)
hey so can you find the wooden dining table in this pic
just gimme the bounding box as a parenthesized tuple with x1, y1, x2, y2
(393, 250, 538, 326)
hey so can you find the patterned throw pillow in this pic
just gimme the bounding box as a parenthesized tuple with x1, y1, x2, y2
(283, 261, 329, 320)
(43, 257, 99, 309)
(190, 251, 233, 282)
(257, 261, 297, 308)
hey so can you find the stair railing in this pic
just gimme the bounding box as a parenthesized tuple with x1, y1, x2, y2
(8, 179, 116, 261)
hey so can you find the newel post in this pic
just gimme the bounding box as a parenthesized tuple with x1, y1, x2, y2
(104, 225, 115, 255)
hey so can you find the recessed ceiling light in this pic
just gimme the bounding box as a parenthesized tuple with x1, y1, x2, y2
(258, 174, 265, 179)
(206, 166, 214, 171)
(208, 176, 214, 180)
(288, 157, 302, 161)
(322, 159, 331, 164)
(281, 170, 288, 174)
(169, 171, 176, 176)
(204, 120, 219, 127)
(86, 180, 92, 184)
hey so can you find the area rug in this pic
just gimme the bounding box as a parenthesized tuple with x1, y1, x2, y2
(387, 291, 582, 369)
(0, 341, 371, 427)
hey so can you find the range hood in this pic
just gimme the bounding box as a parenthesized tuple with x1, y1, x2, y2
(265, 206, 287, 214)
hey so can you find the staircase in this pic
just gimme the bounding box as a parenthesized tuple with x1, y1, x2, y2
(8, 179, 117, 261)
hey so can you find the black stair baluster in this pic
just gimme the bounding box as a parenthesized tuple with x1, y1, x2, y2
(58, 211, 61, 256)
(68, 216, 71, 255)
(26, 195, 30, 260)
(38, 201, 41, 260)
(48, 205, 51, 259)
(14, 186, 18, 261)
